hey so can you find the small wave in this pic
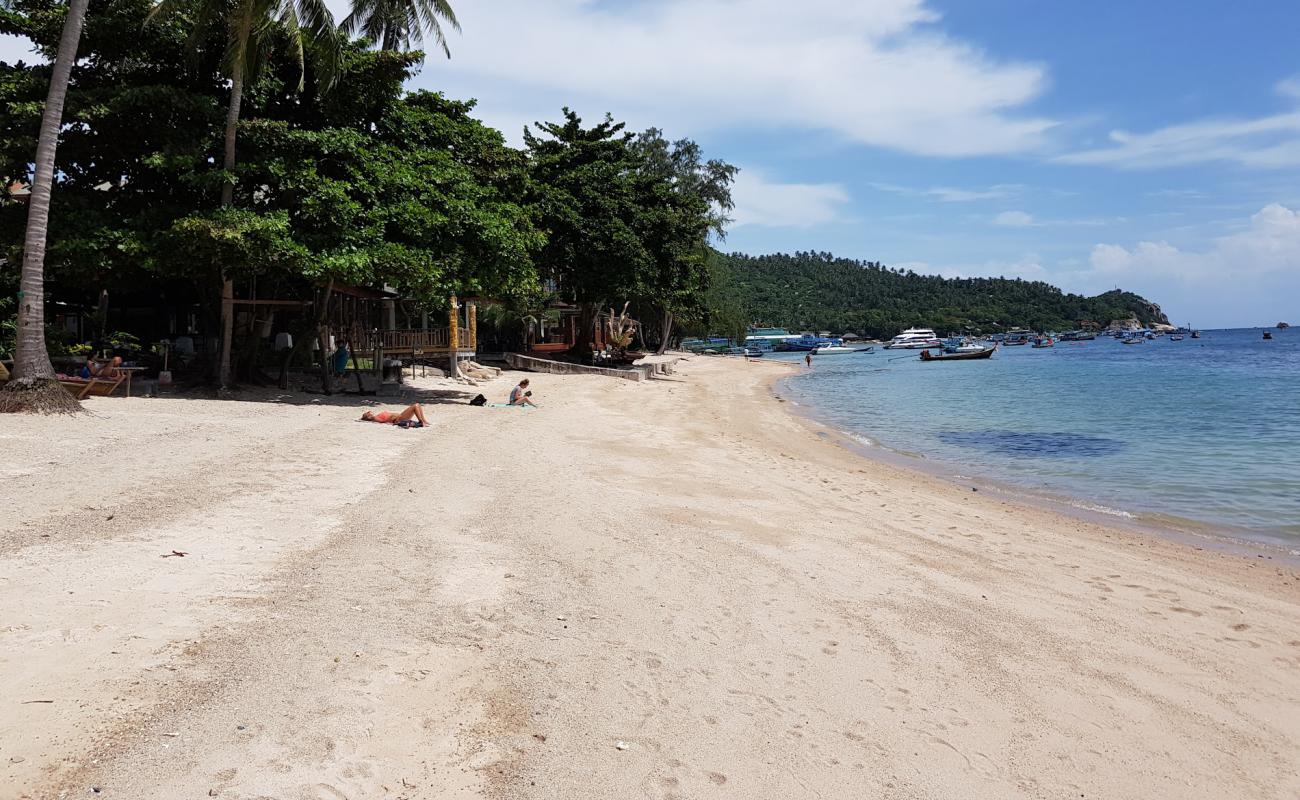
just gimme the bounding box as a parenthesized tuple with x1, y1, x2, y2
(1067, 500, 1135, 519)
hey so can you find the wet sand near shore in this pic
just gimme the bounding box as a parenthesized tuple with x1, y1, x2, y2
(1, 357, 1297, 799)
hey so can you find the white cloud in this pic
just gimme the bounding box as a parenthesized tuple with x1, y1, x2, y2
(414, 0, 1055, 158)
(987, 210, 1112, 227)
(1077, 204, 1300, 326)
(1060, 80, 1300, 169)
(870, 182, 1020, 202)
(992, 210, 1035, 227)
(730, 170, 850, 228)
(1276, 74, 1300, 100)
(1147, 188, 1207, 199)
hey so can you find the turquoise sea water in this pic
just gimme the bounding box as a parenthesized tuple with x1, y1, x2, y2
(777, 328, 1300, 550)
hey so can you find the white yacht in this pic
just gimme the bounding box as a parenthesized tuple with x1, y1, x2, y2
(883, 327, 942, 349)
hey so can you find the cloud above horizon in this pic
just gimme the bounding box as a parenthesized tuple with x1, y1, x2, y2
(1080, 204, 1300, 325)
(415, 0, 1056, 158)
(1059, 77, 1300, 170)
(730, 170, 851, 229)
(870, 182, 1022, 202)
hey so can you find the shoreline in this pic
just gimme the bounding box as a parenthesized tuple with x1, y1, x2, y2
(767, 358, 1300, 565)
(2, 356, 1298, 799)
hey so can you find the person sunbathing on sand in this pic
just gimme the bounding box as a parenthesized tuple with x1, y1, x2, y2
(508, 378, 537, 407)
(360, 403, 429, 428)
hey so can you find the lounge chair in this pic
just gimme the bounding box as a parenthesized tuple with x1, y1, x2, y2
(57, 370, 129, 399)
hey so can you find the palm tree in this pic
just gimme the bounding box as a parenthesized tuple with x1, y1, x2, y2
(0, 0, 92, 414)
(150, 0, 339, 390)
(344, 0, 458, 54)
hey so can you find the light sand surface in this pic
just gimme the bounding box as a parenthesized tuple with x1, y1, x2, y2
(1, 357, 1297, 799)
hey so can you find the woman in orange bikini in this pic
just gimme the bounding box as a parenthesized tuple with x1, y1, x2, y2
(360, 403, 429, 427)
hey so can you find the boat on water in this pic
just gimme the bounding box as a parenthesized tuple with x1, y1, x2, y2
(1003, 329, 1033, 346)
(783, 334, 841, 352)
(920, 346, 995, 361)
(1032, 336, 1055, 348)
(939, 336, 989, 353)
(856, 346, 875, 354)
(811, 345, 857, 355)
(884, 327, 942, 349)
(1059, 330, 1096, 341)
(1169, 334, 1185, 341)
(1263, 330, 1274, 340)
(1191, 330, 1201, 339)
(1121, 337, 1144, 345)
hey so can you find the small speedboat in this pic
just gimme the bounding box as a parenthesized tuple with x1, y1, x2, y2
(1263, 331, 1273, 340)
(1170, 334, 1185, 341)
(1121, 337, 1143, 345)
(1031, 336, 1055, 348)
(811, 345, 856, 355)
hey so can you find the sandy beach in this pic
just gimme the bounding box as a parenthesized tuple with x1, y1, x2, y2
(2, 356, 1297, 799)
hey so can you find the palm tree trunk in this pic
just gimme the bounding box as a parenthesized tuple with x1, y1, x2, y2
(656, 308, 673, 355)
(13, 0, 90, 384)
(216, 60, 244, 390)
(1, 0, 90, 413)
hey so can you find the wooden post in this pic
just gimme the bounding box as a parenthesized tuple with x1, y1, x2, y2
(468, 302, 477, 352)
(448, 295, 459, 377)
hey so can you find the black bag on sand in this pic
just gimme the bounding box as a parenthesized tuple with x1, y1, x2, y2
(469, 394, 487, 406)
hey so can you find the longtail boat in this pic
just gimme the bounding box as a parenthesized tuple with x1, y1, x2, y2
(920, 347, 995, 361)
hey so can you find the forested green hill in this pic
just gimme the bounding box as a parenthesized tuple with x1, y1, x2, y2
(717, 251, 1168, 338)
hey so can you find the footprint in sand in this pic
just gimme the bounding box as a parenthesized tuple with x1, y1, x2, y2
(705, 771, 728, 785)
(1170, 607, 1203, 617)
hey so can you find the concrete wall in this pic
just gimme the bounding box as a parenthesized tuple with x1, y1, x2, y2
(504, 353, 648, 382)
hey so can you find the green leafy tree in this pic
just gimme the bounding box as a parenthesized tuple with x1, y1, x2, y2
(629, 129, 736, 352)
(149, 0, 340, 389)
(525, 109, 652, 360)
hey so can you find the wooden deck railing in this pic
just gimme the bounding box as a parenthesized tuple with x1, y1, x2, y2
(355, 326, 475, 354)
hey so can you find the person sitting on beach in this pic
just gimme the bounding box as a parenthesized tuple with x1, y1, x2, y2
(360, 403, 429, 428)
(79, 356, 122, 379)
(508, 378, 537, 407)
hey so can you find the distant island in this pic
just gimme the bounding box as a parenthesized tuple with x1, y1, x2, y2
(714, 251, 1169, 339)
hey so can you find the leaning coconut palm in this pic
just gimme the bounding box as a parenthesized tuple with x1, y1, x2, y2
(149, 0, 341, 390)
(0, 0, 92, 414)
(344, 0, 458, 54)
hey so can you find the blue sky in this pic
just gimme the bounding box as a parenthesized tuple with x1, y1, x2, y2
(4, 0, 1298, 327)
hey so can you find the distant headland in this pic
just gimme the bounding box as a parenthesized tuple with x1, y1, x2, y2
(714, 251, 1169, 340)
